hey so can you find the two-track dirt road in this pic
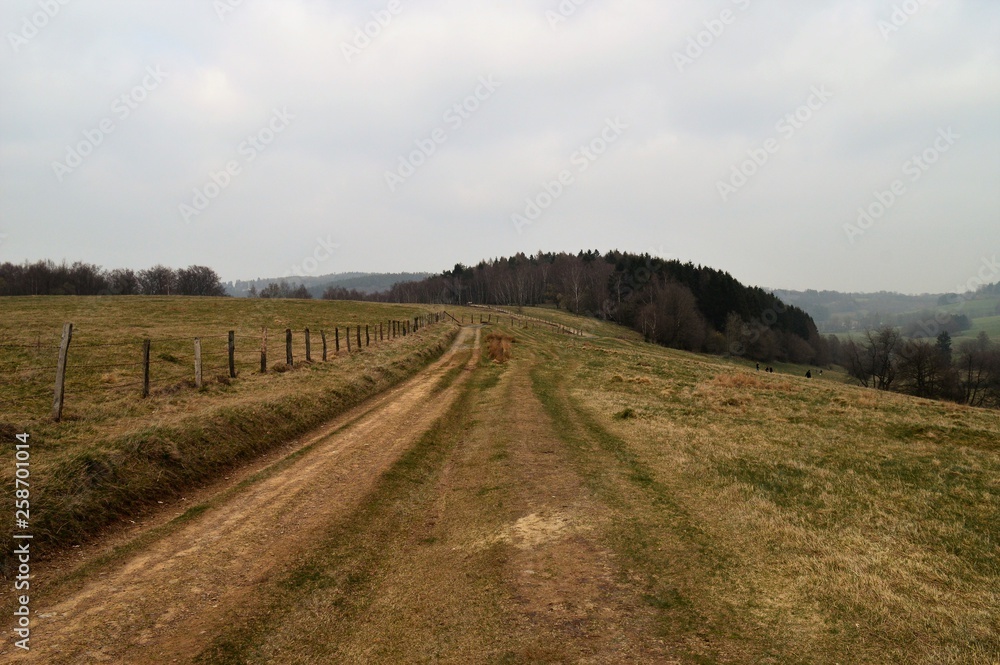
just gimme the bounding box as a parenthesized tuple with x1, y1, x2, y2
(1, 327, 481, 664)
(5, 324, 680, 663)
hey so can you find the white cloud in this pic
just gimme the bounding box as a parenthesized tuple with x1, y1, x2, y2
(0, 0, 997, 292)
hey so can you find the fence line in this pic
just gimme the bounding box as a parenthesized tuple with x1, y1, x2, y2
(454, 305, 584, 336)
(0, 312, 449, 422)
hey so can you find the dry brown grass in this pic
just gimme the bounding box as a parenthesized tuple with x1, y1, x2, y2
(0, 297, 457, 575)
(531, 326, 1000, 663)
(486, 332, 515, 363)
(709, 372, 766, 389)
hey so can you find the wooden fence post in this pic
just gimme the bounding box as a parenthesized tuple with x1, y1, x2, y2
(347, 326, 352, 352)
(194, 338, 203, 389)
(305, 328, 312, 363)
(228, 331, 236, 378)
(51, 323, 73, 422)
(261, 327, 268, 373)
(356, 325, 361, 349)
(286, 329, 293, 367)
(142, 339, 151, 398)
(365, 325, 370, 347)
(321, 330, 328, 361)
(335, 327, 340, 353)
(380, 322, 384, 342)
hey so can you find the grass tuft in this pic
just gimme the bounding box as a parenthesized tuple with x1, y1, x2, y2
(486, 333, 515, 364)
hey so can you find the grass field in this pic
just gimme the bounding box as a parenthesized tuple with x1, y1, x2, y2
(197, 315, 1000, 662)
(0, 296, 472, 571)
(955, 315, 1000, 344)
(3, 302, 998, 663)
(938, 295, 1000, 319)
(535, 332, 1000, 662)
(522, 305, 647, 340)
(0, 296, 444, 430)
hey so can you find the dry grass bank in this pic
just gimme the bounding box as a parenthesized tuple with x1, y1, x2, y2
(0, 297, 457, 574)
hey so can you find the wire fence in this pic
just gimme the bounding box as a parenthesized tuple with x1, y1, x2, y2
(0, 312, 449, 422)
(464, 305, 585, 336)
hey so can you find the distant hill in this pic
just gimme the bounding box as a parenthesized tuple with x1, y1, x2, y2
(226, 272, 432, 299)
(774, 286, 1000, 334)
(378, 250, 825, 364)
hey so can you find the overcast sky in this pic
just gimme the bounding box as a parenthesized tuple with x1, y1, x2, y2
(1, 0, 997, 294)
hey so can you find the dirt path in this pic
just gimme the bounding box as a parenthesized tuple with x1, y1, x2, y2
(236, 328, 672, 662)
(1, 327, 480, 664)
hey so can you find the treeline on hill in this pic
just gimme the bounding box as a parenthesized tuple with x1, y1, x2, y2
(0, 260, 227, 297)
(827, 328, 1000, 409)
(326, 250, 826, 365)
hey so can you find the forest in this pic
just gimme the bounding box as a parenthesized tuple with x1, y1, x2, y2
(0, 260, 226, 297)
(336, 250, 827, 365)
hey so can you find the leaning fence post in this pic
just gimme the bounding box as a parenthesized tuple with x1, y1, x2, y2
(305, 328, 312, 363)
(194, 338, 203, 389)
(51, 322, 73, 422)
(142, 339, 151, 398)
(286, 329, 293, 367)
(260, 327, 268, 374)
(228, 331, 236, 378)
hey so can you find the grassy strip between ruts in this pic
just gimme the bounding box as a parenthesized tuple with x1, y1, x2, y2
(528, 354, 745, 663)
(0, 323, 458, 577)
(193, 345, 477, 664)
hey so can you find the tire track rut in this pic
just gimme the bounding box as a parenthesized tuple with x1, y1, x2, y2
(1, 327, 480, 664)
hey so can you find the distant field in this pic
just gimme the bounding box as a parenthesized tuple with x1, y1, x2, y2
(938, 295, 1000, 319)
(955, 314, 1000, 344)
(521, 305, 646, 340)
